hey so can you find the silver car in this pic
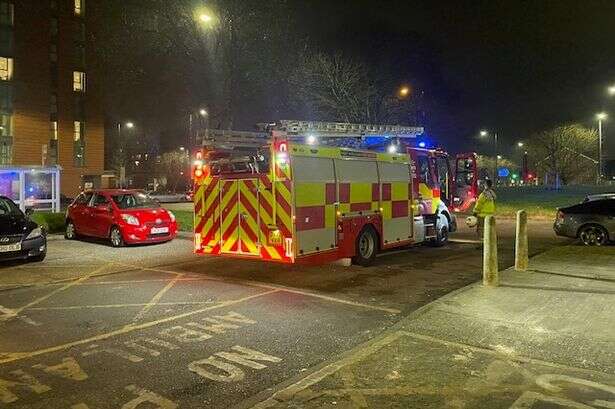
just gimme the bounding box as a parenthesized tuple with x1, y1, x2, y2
(554, 198, 615, 245)
(584, 192, 615, 202)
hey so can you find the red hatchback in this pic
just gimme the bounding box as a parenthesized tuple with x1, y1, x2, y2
(65, 189, 178, 247)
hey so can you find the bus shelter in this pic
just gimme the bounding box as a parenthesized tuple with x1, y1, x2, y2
(0, 166, 62, 212)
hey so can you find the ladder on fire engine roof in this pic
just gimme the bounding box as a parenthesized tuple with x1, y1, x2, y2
(200, 120, 425, 151)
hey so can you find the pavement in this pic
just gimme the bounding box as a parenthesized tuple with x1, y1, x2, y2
(0, 218, 590, 408)
(253, 245, 615, 409)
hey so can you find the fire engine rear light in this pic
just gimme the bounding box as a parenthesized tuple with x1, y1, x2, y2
(194, 168, 203, 178)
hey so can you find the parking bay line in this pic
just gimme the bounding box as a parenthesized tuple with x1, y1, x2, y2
(134, 264, 402, 315)
(27, 301, 216, 311)
(132, 272, 185, 322)
(0, 263, 113, 323)
(0, 289, 280, 365)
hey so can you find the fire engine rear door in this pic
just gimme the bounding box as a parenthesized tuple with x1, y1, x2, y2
(219, 179, 260, 255)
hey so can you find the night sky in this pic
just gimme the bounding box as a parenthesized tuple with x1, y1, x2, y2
(294, 0, 615, 153)
(102, 1, 615, 156)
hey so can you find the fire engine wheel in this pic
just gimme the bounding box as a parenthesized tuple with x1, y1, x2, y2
(352, 227, 378, 267)
(430, 225, 449, 247)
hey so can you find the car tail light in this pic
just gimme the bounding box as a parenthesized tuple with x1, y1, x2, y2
(556, 210, 565, 223)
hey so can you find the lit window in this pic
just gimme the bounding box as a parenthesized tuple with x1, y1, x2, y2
(0, 56, 12, 81)
(0, 2, 14, 27)
(74, 120, 82, 141)
(50, 121, 58, 140)
(73, 71, 86, 92)
(74, 0, 83, 16)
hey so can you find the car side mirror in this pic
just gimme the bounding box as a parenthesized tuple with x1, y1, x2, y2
(25, 208, 34, 217)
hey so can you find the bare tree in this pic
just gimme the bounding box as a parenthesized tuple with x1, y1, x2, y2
(526, 124, 598, 186)
(289, 52, 416, 124)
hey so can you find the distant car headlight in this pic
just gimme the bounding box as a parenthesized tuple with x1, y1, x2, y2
(167, 210, 176, 222)
(26, 227, 43, 240)
(121, 214, 140, 226)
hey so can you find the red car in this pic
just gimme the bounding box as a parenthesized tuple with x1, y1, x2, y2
(65, 189, 178, 247)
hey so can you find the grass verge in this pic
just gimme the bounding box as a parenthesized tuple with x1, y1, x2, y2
(173, 210, 194, 232)
(494, 185, 615, 218)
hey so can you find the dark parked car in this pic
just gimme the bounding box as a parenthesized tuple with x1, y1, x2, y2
(0, 196, 47, 262)
(554, 198, 615, 246)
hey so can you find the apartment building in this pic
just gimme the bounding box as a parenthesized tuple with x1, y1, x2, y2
(0, 0, 104, 196)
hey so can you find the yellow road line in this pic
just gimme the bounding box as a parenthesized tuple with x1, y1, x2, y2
(0, 289, 279, 365)
(28, 301, 215, 311)
(132, 273, 185, 322)
(1, 263, 112, 320)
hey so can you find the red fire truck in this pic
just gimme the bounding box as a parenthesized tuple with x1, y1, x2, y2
(192, 120, 477, 266)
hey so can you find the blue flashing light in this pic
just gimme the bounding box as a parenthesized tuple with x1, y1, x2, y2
(418, 141, 426, 148)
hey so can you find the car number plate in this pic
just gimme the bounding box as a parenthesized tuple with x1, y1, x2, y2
(151, 227, 169, 234)
(0, 243, 21, 252)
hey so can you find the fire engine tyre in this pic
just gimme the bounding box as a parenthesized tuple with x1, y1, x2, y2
(430, 225, 449, 247)
(352, 227, 378, 267)
(109, 226, 125, 248)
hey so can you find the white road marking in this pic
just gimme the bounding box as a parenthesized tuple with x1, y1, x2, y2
(0, 370, 52, 404)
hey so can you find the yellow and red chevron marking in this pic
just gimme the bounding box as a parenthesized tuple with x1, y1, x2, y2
(198, 175, 221, 254)
(237, 180, 260, 255)
(219, 180, 239, 253)
(256, 175, 292, 261)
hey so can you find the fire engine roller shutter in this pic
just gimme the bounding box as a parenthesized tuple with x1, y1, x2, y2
(292, 156, 337, 255)
(334, 159, 379, 216)
(378, 161, 412, 244)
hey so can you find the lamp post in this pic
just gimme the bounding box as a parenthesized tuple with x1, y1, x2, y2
(116, 121, 135, 188)
(480, 130, 499, 183)
(596, 112, 607, 182)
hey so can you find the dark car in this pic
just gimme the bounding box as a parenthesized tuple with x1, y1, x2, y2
(554, 198, 615, 246)
(0, 196, 47, 262)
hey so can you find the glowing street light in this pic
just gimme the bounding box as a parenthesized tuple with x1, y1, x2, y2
(398, 86, 410, 98)
(387, 144, 398, 153)
(480, 130, 488, 137)
(125, 122, 134, 129)
(517, 141, 524, 147)
(306, 134, 317, 145)
(497, 155, 502, 160)
(199, 108, 208, 117)
(608, 85, 615, 96)
(199, 13, 213, 23)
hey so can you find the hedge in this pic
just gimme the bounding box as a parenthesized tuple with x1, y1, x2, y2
(31, 212, 66, 234)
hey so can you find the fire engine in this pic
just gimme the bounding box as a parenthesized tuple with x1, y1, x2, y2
(191, 120, 477, 266)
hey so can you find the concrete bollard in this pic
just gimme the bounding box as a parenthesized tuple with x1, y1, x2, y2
(482, 215, 499, 287)
(515, 209, 529, 271)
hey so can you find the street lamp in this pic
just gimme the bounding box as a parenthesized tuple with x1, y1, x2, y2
(596, 112, 608, 181)
(479, 130, 499, 182)
(199, 13, 213, 23)
(116, 121, 135, 189)
(517, 141, 524, 148)
(398, 86, 410, 98)
(608, 85, 615, 96)
(199, 108, 208, 117)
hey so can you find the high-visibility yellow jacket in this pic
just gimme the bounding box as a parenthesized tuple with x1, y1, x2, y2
(473, 189, 496, 217)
